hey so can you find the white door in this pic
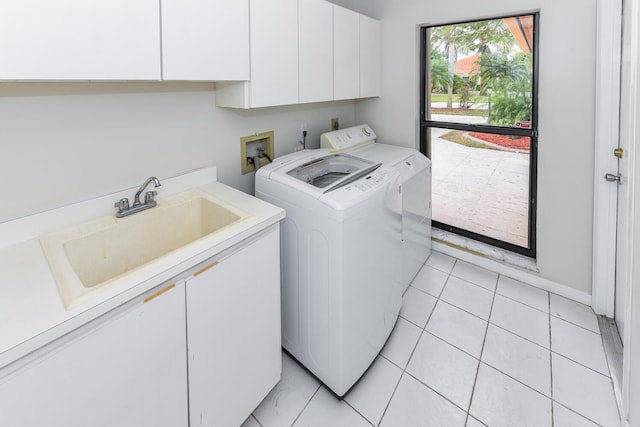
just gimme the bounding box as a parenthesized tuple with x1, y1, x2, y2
(613, 0, 637, 341)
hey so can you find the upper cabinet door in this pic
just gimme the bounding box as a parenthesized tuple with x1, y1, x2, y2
(161, 0, 250, 81)
(249, 0, 298, 108)
(359, 14, 381, 98)
(299, 0, 333, 104)
(333, 5, 360, 100)
(0, 0, 160, 80)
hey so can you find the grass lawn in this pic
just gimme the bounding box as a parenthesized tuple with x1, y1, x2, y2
(431, 108, 487, 117)
(430, 93, 490, 104)
(440, 130, 497, 150)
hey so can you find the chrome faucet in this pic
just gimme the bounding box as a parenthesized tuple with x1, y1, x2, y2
(114, 176, 161, 218)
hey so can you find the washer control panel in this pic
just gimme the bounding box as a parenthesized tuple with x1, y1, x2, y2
(342, 168, 390, 194)
(320, 124, 377, 151)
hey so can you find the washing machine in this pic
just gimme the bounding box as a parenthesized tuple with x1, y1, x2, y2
(255, 149, 403, 396)
(321, 124, 432, 289)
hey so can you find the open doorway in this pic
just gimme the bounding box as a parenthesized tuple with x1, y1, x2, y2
(420, 14, 539, 257)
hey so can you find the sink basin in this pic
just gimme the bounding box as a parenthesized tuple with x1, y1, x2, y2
(40, 189, 252, 309)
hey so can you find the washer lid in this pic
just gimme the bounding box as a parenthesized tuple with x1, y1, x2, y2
(286, 153, 382, 193)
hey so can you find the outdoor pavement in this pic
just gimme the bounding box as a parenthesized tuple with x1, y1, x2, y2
(429, 126, 530, 248)
(431, 101, 489, 109)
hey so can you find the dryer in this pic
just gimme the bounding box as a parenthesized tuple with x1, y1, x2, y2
(255, 149, 402, 396)
(321, 124, 432, 289)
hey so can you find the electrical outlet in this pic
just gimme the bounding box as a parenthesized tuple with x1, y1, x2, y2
(300, 123, 307, 137)
(331, 118, 339, 130)
(240, 131, 274, 174)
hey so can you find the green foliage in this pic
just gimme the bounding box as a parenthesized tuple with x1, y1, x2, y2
(457, 84, 474, 109)
(481, 53, 533, 126)
(490, 96, 531, 126)
(430, 51, 451, 93)
(452, 74, 465, 93)
(430, 19, 514, 57)
(480, 54, 528, 92)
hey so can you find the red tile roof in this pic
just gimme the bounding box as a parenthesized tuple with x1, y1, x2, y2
(456, 54, 481, 76)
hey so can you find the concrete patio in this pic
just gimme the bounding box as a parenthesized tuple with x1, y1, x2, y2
(430, 127, 530, 248)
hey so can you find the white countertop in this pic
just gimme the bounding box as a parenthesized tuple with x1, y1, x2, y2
(0, 167, 285, 368)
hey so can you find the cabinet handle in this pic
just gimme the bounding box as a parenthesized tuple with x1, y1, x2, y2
(143, 283, 176, 303)
(194, 261, 219, 277)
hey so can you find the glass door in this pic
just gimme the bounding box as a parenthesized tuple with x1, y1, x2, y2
(420, 14, 539, 257)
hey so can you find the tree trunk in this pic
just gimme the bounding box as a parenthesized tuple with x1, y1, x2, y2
(447, 43, 456, 108)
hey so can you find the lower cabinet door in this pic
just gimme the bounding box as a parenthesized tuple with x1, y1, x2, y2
(0, 281, 188, 427)
(186, 225, 282, 426)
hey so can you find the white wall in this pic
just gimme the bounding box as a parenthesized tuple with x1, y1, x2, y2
(352, 0, 597, 295)
(0, 82, 355, 223)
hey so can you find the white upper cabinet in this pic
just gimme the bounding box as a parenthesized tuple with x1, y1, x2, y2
(250, 0, 299, 107)
(298, 0, 333, 104)
(333, 5, 360, 100)
(359, 14, 381, 98)
(215, 0, 381, 108)
(217, 0, 298, 108)
(0, 0, 161, 80)
(161, 0, 250, 81)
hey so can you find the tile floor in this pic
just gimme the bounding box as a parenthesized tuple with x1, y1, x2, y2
(242, 252, 620, 427)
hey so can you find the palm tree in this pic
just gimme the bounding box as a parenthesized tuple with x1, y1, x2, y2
(429, 51, 451, 94)
(430, 25, 457, 108)
(480, 53, 532, 126)
(430, 19, 515, 108)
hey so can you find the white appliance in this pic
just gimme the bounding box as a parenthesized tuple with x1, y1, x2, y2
(255, 149, 403, 396)
(321, 124, 432, 289)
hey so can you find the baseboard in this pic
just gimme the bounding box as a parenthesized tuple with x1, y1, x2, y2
(433, 241, 592, 307)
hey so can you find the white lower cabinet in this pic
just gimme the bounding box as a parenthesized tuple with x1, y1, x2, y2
(0, 281, 188, 427)
(0, 224, 281, 427)
(186, 225, 282, 426)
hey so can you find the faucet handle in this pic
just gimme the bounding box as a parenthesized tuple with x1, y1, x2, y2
(114, 198, 129, 212)
(144, 191, 157, 204)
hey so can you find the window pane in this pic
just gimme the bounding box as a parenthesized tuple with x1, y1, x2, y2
(427, 16, 534, 128)
(430, 128, 530, 247)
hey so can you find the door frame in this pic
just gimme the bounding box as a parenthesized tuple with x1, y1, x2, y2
(419, 15, 540, 258)
(591, 0, 622, 318)
(592, 0, 639, 423)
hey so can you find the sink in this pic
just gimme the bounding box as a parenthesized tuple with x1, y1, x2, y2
(40, 189, 252, 309)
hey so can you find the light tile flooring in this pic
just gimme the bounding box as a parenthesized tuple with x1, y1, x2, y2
(242, 252, 620, 427)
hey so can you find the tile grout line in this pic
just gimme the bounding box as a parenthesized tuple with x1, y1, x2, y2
(375, 259, 451, 427)
(341, 398, 376, 427)
(288, 384, 322, 427)
(464, 271, 499, 425)
(377, 259, 458, 426)
(549, 289, 555, 427)
(554, 401, 608, 427)
(372, 363, 404, 427)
